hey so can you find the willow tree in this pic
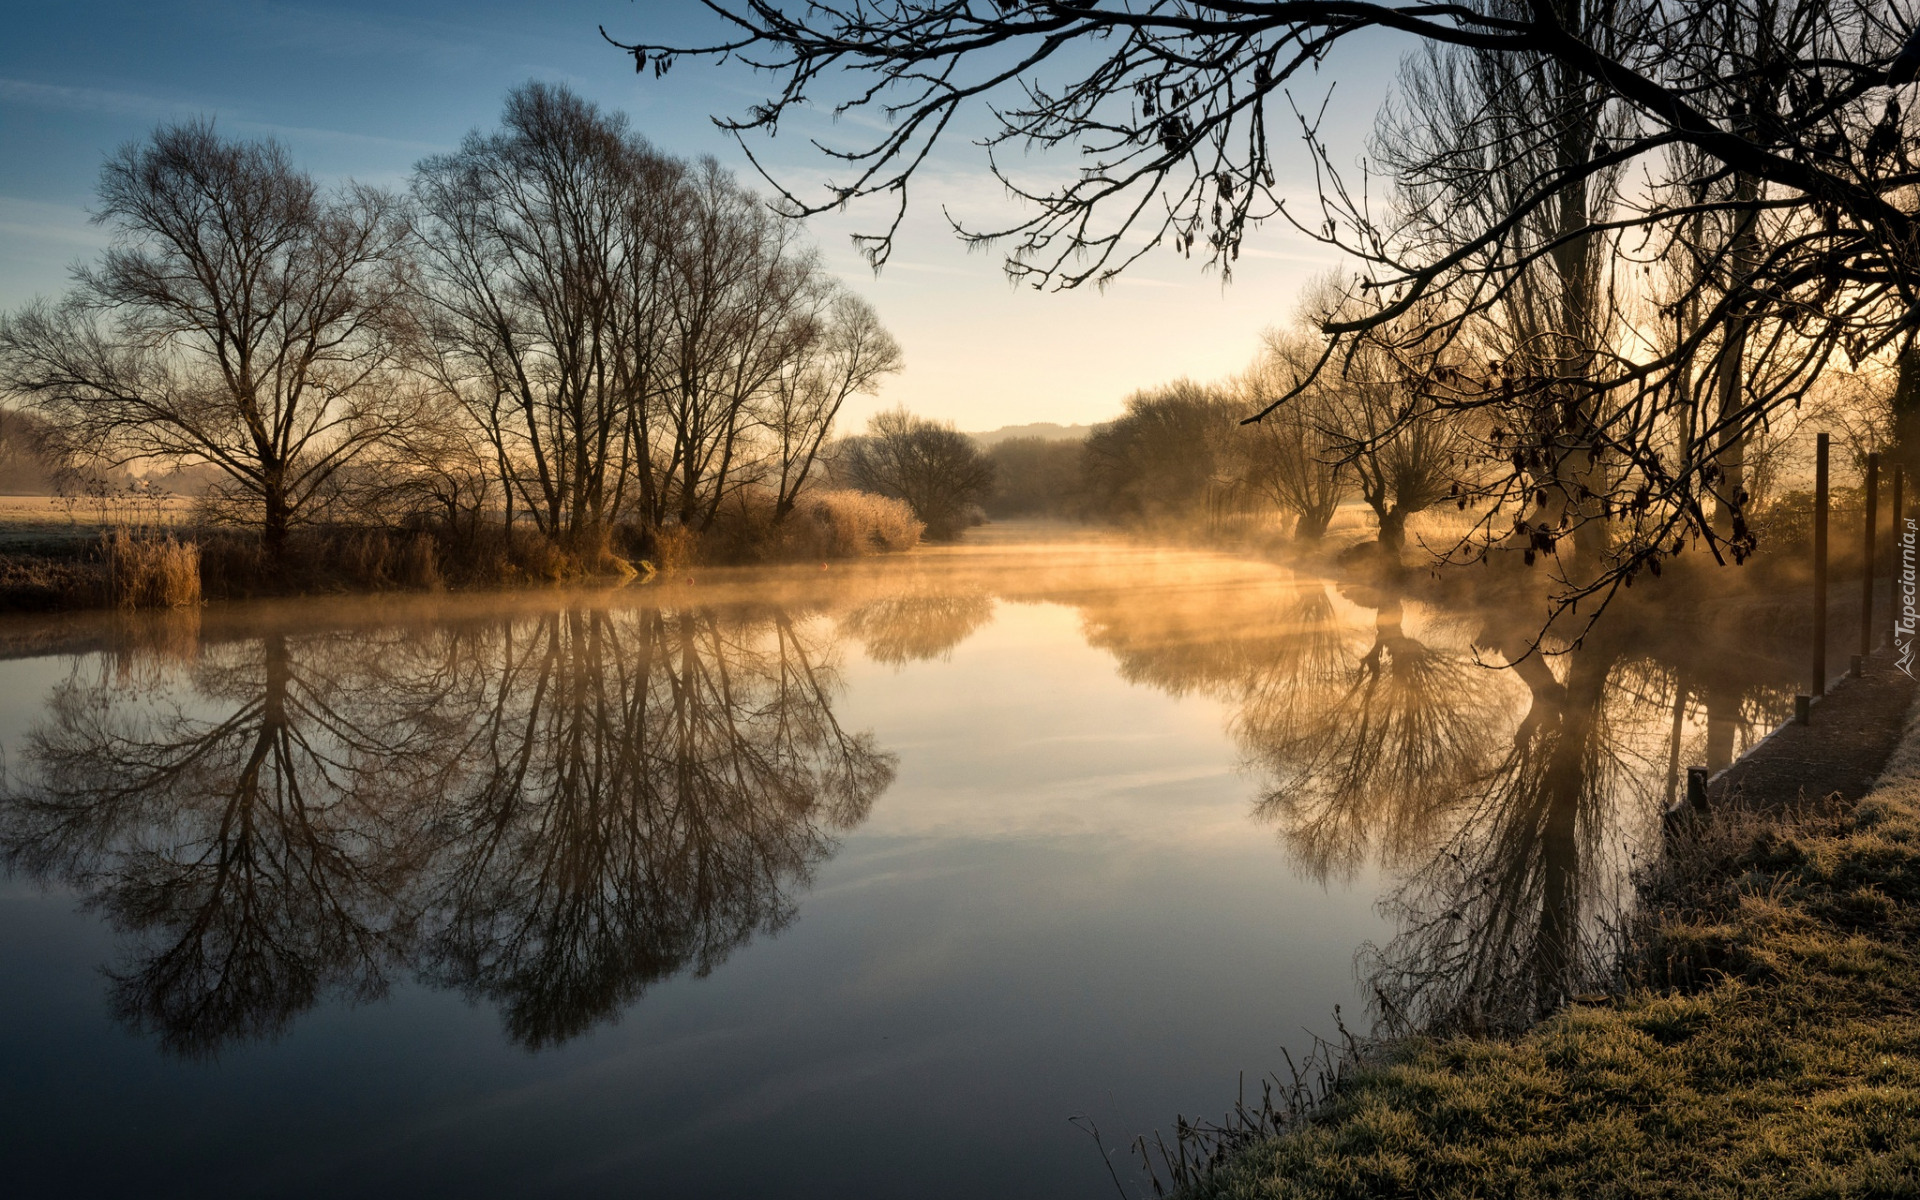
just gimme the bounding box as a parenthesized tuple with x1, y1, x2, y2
(1372, 0, 1631, 566)
(1235, 334, 1348, 541)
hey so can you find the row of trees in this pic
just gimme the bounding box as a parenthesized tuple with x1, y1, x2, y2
(987, 349, 1461, 552)
(0, 84, 906, 567)
(1050, 311, 1884, 559)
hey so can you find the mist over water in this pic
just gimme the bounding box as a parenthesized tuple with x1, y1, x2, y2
(0, 527, 1800, 1198)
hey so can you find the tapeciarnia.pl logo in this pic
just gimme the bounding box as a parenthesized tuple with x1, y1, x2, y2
(1899, 517, 1917, 679)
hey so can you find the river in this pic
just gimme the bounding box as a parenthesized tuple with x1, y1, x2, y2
(0, 525, 1800, 1197)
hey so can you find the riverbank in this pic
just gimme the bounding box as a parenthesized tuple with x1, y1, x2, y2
(1176, 650, 1920, 1198)
(0, 488, 930, 613)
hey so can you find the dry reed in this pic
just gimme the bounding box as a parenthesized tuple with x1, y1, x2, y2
(781, 489, 923, 558)
(101, 529, 201, 609)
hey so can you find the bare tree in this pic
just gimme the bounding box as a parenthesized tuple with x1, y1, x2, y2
(838, 407, 995, 539)
(1374, 0, 1631, 566)
(1280, 284, 1473, 551)
(1236, 333, 1348, 540)
(653, 158, 823, 530)
(344, 376, 500, 550)
(408, 84, 907, 561)
(1327, 373, 1466, 553)
(767, 291, 903, 520)
(0, 120, 411, 558)
(410, 83, 675, 551)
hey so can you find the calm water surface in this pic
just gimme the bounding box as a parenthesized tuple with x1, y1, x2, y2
(0, 529, 1796, 1198)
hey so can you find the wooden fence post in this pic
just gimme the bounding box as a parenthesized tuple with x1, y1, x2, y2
(1859, 451, 1879, 672)
(1814, 432, 1829, 698)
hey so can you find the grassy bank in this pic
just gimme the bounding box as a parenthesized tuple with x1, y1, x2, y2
(1176, 670, 1920, 1199)
(0, 488, 926, 613)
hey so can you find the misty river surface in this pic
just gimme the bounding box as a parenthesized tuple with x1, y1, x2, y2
(0, 526, 1798, 1198)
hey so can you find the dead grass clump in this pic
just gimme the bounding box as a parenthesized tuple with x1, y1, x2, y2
(651, 525, 698, 573)
(504, 527, 576, 582)
(679, 486, 920, 565)
(782, 489, 923, 558)
(102, 529, 201, 609)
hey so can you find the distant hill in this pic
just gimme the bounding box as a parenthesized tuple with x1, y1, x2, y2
(966, 422, 1093, 447)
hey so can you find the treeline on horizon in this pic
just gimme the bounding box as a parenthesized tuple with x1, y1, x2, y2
(0, 83, 1013, 607)
(988, 337, 1895, 569)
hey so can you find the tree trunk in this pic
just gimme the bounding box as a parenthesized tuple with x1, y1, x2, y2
(1711, 319, 1749, 541)
(1377, 507, 1408, 549)
(263, 487, 291, 565)
(1893, 342, 1920, 487)
(1712, 179, 1760, 542)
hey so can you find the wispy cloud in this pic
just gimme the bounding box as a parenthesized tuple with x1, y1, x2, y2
(196, 0, 487, 63)
(0, 195, 102, 250)
(0, 78, 177, 120)
(0, 76, 444, 156)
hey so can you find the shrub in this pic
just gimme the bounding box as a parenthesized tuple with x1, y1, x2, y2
(1081, 380, 1243, 525)
(686, 486, 921, 564)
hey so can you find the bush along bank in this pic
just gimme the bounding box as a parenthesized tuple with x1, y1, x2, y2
(1172, 669, 1920, 1200)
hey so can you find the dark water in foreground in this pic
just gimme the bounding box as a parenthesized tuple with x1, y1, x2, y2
(0, 529, 1797, 1198)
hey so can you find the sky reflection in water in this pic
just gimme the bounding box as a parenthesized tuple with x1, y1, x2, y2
(0, 530, 1797, 1198)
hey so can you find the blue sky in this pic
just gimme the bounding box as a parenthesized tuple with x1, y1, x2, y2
(0, 1, 1393, 429)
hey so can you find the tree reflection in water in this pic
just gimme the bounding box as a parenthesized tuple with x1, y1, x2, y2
(1365, 610, 1798, 1033)
(1244, 585, 1509, 882)
(1080, 572, 1796, 1034)
(0, 605, 894, 1055)
(1364, 630, 1627, 1032)
(1080, 577, 1511, 880)
(0, 632, 443, 1056)
(838, 590, 994, 665)
(416, 607, 894, 1047)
